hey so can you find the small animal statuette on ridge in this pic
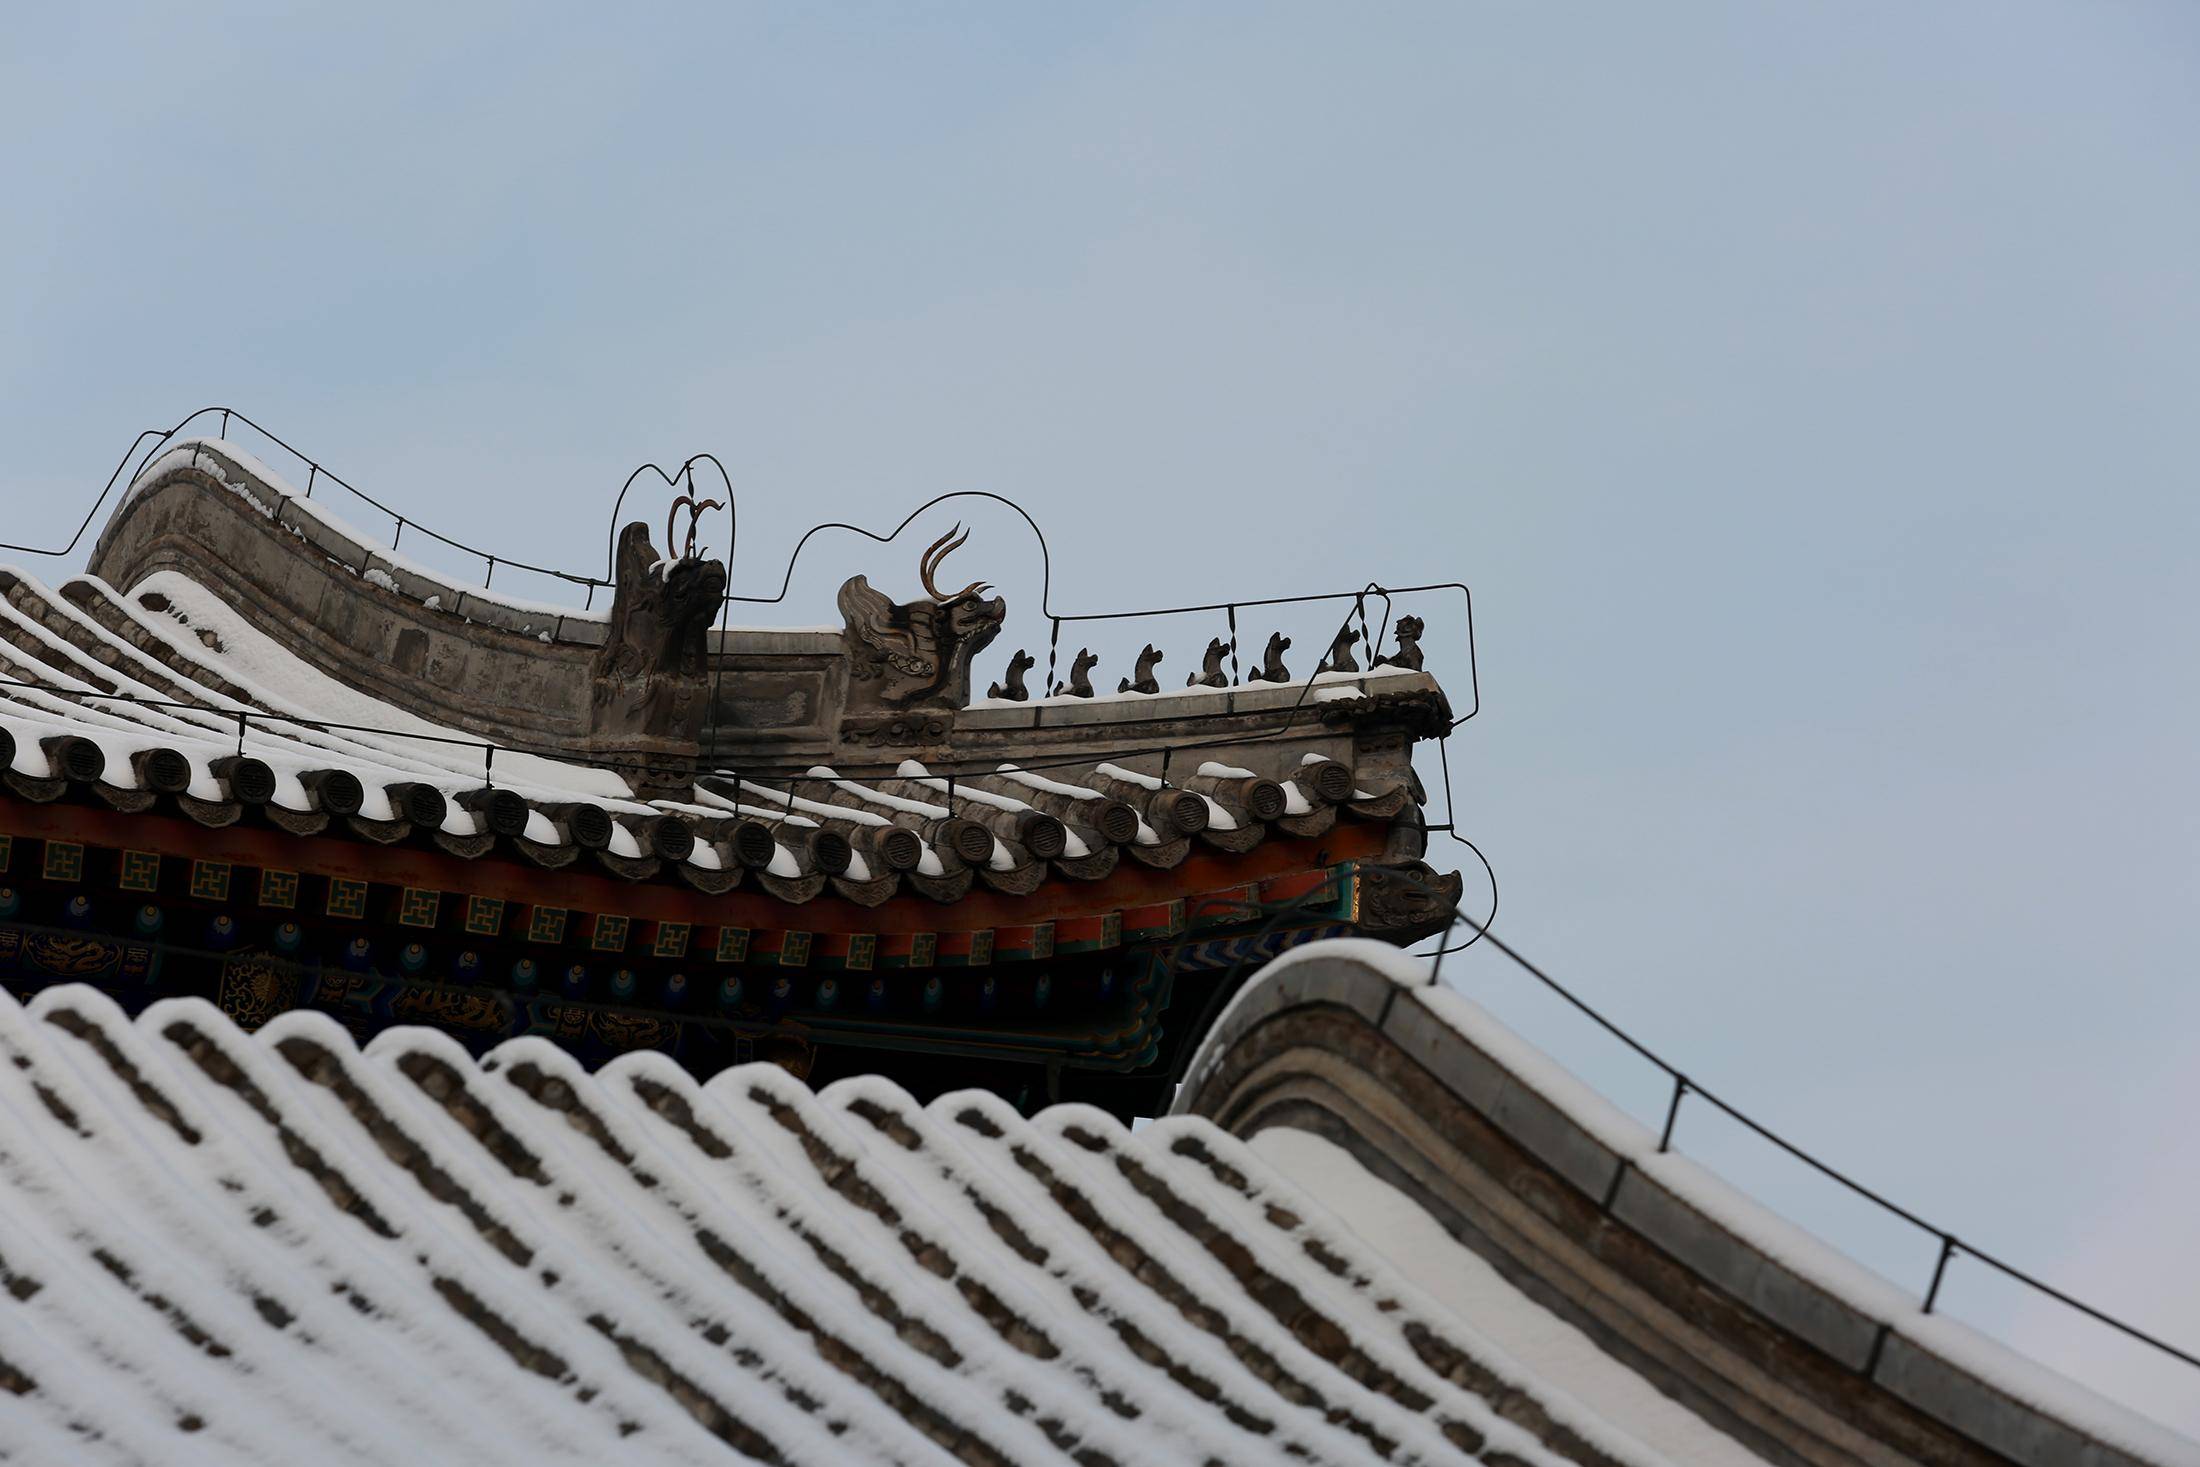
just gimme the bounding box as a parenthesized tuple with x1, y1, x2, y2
(1374, 615, 1425, 672)
(988, 649, 1034, 702)
(1321, 625, 1361, 674)
(1249, 632, 1292, 683)
(1186, 638, 1230, 688)
(1059, 648, 1099, 698)
(1118, 644, 1164, 695)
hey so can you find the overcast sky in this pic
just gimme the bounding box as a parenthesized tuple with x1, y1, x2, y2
(7, 0, 2198, 1433)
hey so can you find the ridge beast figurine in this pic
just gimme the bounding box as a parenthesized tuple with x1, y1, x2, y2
(839, 525, 1006, 713)
(588, 519, 727, 797)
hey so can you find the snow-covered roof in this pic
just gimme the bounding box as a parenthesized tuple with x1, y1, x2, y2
(0, 978, 1677, 1467)
(1177, 941, 2200, 1467)
(0, 562, 1405, 910)
(8, 938, 2189, 1466)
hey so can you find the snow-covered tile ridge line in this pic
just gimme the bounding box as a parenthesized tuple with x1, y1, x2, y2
(116, 439, 915, 647)
(1176, 940, 2200, 1467)
(0, 567, 1350, 894)
(0, 979, 1679, 1466)
(122, 439, 616, 630)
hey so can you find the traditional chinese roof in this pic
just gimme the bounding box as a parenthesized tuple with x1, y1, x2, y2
(0, 437, 1446, 916)
(1, 944, 2188, 1467)
(0, 564, 1420, 901)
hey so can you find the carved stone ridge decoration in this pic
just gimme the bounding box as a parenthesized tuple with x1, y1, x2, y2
(1317, 684, 1453, 738)
(988, 649, 1033, 702)
(842, 712, 954, 747)
(1187, 638, 1229, 688)
(1356, 859, 1464, 942)
(1375, 614, 1425, 671)
(839, 524, 1005, 720)
(1118, 644, 1163, 695)
(1060, 648, 1098, 698)
(588, 520, 728, 797)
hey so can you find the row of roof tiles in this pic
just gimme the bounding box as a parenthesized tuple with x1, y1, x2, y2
(0, 566, 1409, 902)
(0, 978, 1653, 1465)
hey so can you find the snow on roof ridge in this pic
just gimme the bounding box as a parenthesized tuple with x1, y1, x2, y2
(1184, 939, 2200, 1467)
(119, 440, 856, 640)
(124, 440, 614, 627)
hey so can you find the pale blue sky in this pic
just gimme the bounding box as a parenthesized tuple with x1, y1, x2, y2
(7, 1, 2198, 1430)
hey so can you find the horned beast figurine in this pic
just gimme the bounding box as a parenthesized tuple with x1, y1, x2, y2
(839, 525, 1007, 711)
(1118, 644, 1164, 694)
(988, 648, 1034, 702)
(1187, 638, 1230, 688)
(589, 520, 728, 797)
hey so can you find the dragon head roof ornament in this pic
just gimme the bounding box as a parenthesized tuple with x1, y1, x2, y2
(838, 524, 1006, 725)
(919, 524, 990, 603)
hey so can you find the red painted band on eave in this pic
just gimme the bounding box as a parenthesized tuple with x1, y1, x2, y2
(0, 798, 1387, 936)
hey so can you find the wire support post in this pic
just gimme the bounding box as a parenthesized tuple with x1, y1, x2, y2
(1922, 1234, 1959, 1314)
(1657, 1074, 1689, 1152)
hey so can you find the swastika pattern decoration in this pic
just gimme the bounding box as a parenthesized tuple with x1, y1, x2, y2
(189, 860, 232, 902)
(42, 842, 83, 883)
(119, 850, 161, 893)
(258, 868, 298, 908)
(397, 888, 441, 929)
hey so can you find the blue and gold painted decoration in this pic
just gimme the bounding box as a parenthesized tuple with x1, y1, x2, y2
(390, 986, 512, 1036)
(396, 888, 441, 929)
(463, 895, 505, 937)
(1164, 921, 1356, 974)
(0, 926, 159, 986)
(188, 860, 232, 903)
(216, 953, 297, 1032)
(525, 905, 568, 944)
(521, 999, 680, 1055)
(119, 850, 161, 893)
(41, 841, 83, 883)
